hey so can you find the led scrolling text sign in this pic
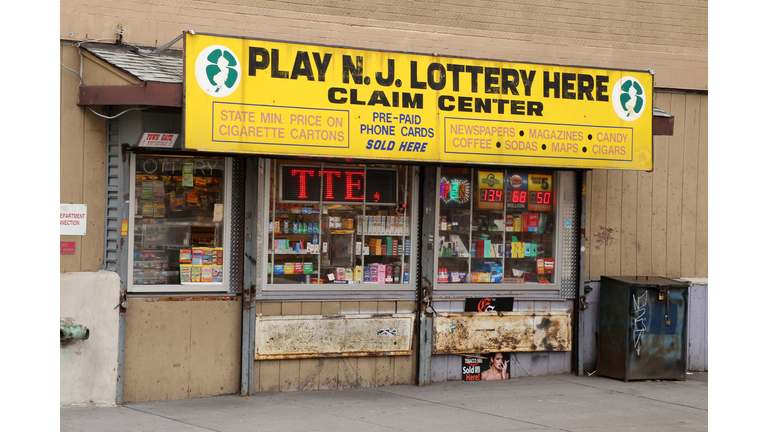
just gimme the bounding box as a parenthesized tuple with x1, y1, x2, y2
(280, 166, 397, 205)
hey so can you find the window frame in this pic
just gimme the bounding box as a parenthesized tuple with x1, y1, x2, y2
(262, 159, 419, 293)
(126, 154, 233, 293)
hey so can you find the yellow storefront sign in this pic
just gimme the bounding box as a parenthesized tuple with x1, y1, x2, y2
(184, 32, 653, 170)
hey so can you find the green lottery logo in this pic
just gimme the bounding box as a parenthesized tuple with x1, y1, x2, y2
(611, 77, 646, 122)
(195, 45, 241, 97)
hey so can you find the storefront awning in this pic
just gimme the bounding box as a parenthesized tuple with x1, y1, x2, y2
(652, 107, 674, 136)
(77, 43, 182, 107)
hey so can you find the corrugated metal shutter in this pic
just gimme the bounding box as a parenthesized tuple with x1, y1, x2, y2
(101, 114, 122, 272)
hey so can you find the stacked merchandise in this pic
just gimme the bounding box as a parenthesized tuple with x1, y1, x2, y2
(179, 247, 224, 284)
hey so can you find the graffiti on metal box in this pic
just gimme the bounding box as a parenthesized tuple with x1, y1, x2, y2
(632, 291, 648, 355)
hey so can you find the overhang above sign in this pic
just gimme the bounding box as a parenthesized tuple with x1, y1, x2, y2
(184, 33, 653, 170)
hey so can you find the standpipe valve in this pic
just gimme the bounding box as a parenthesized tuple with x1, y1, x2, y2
(60, 325, 90, 343)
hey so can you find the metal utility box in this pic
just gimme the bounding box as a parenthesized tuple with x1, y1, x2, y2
(597, 276, 689, 381)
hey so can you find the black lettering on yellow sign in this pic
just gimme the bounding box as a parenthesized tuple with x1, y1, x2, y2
(245, 47, 608, 113)
(248, 47, 332, 82)
(544, 71, 609, 101)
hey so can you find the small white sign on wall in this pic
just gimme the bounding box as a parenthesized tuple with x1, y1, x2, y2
(138, 133, 178, 148)
(61, 204, 87, 236)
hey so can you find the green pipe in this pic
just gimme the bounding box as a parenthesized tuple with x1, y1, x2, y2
(61, 325, 89, 342)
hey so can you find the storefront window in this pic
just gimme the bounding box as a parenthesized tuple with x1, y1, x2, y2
(267, 161, 416, 288)
(128, 155, 230, 292)
(436, 167, 557, 285)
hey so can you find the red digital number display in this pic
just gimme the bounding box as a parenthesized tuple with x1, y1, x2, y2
(528, 191, 551, 204)
(480, 189, 503, 202)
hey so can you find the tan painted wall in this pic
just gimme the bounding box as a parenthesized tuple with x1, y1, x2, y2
(585, 91, 708, 279)
(60, 0, 706, 91)
(60, 43, 140, 273)
(123, 297, 242, 402)
(254, 300, 418, 392)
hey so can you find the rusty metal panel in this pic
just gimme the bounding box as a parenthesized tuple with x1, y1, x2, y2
(255, 313, 415, 360)
(432, 311, 571, 354)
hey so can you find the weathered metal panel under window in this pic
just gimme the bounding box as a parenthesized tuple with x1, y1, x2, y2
(432, 311, 571, 354)
(254, 313, 415, 360)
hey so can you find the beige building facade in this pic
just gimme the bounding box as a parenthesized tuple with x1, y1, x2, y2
(60, 0, 707, 404)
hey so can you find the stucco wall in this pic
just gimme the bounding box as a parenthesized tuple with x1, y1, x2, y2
(60, 271, 121, 406)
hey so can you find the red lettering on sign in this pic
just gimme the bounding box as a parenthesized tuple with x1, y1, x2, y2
(290, 169, 316, 199)
(322, 170, 341, 200)
(344, 171, 365, 201)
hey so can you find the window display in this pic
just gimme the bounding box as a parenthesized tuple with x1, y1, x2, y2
(129, 155, 230, 292)
(436, 167, 557, 285)
(267, 161, 415, 287)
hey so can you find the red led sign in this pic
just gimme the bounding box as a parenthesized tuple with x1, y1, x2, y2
(280, 165, 397, 204)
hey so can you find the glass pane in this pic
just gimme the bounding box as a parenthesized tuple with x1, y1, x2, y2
(132, 156, 226, 288)
(503, 171, 556, 284)
(270, 161, 322, 284)
(437, 168, 472, 283)
(269, 162, 413, 286)
(435, 167, 558, 286)
(472, 170, 505, 283)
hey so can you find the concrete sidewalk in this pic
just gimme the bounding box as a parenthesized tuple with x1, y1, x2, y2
(61, 372, 707, 432)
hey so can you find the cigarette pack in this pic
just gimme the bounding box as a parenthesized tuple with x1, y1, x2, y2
(172, 197, 185, 211)
(506, 215, 515, 231)
(490, 265, 503, 283)
(212, 266, 223, 283)
(179, 250, 192, 263)
(202, 248, 213, 265)
(404, 239, 410, 256)
(335, 268, 346, 281)
(142, 200, 154, 217)
(377, 264, 386, 283)
(438, 268, 449, 284)
(192, 249, 203, 265)
(190, 266, 201, 283)
(536, 258, 555, 274)
(386, 237, 393, 255)
(393, 239, 398, 256)
(180, 265, 191, 283)
(527, 213, 539, 232)
(201, 266, 212, 283)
